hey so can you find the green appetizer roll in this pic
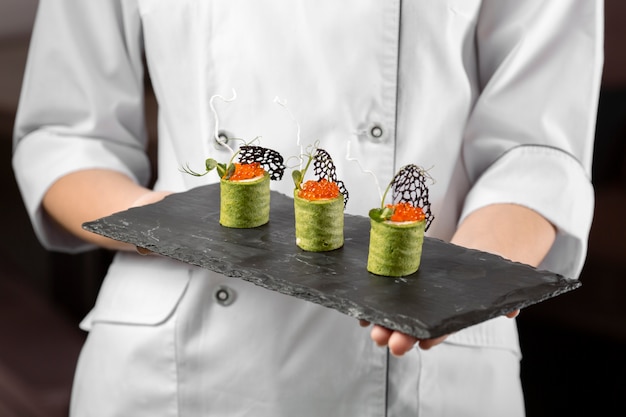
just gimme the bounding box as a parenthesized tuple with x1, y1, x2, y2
(294, 191, 344, 252)
(367, 219, 426, 277)
(366, 164, 435, 277)
(291, 147, 349, 252)
(220, 173, 270, 228)
(182, 144, 285, 229)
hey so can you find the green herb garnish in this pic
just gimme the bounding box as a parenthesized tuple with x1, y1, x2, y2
(291, 142, 317, 190)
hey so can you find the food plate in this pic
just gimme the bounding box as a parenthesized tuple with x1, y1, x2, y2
(83, 184, 580, 339)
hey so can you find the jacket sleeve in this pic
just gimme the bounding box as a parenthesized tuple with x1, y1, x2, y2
(461, 0, 604, 278)
(12, 0, 150, 253)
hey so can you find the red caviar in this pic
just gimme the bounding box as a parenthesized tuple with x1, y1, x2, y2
(298, 179, 340, 200)
(227, 162, 266, 181)
(387, 202, 425, 222)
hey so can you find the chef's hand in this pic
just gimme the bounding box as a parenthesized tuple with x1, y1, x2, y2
(43, 169, 176, 252)
(360, 309, 519, 356)
(360, 202, 553, 356)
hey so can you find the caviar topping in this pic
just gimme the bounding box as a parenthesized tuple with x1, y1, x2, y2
(227, 162, 266, 181)
(298, 179, 340, 200)
(386, 202, 425, 223)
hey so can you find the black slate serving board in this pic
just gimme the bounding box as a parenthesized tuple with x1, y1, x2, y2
(83, 184, 580, 339)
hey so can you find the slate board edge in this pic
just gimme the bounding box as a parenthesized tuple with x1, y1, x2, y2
(84, 219, 581, 339)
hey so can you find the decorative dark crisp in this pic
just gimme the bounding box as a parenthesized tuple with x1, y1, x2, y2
(238, 145, 286, 181)
(312, 149, 349, 207)
(390, 164, 434, 230)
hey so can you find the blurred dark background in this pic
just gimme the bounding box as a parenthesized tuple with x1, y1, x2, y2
(1, 1, 624, 416)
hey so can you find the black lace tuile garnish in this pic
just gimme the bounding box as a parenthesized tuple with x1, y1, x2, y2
(389, 164, 434, 230)
(312, 148, 349, 207)
(238, 145, 286, 181)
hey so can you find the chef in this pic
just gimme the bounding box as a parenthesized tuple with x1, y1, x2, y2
(13, 1, 602, 416)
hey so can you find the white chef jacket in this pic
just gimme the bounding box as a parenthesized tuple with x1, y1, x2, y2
(13, 1, 603, 416)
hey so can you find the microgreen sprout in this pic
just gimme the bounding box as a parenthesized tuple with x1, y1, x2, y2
(291, 142, 319, 190)
(180, 138, 247, 179)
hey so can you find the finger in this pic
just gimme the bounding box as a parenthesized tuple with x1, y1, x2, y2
(359, 319, 371, 327)
(506, 309, 520, 319)
(370, 325, 393, 347)
(417, 334, 448, 350)
(130, 190, 173, 208)
(136, 246, 153, 256)
(388, 332, 418, 356)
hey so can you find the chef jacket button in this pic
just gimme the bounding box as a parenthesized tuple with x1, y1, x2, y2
(370, 125, 384, 139)
(213, 130, 231, 149)
(214, 285, 236, 306)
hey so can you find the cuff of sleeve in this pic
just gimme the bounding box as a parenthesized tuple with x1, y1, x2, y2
(460, 145, 594, 279)
(12, 131, 151, 253)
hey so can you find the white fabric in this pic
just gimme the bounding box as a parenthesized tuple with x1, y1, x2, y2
(13, 1, 603, 416)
